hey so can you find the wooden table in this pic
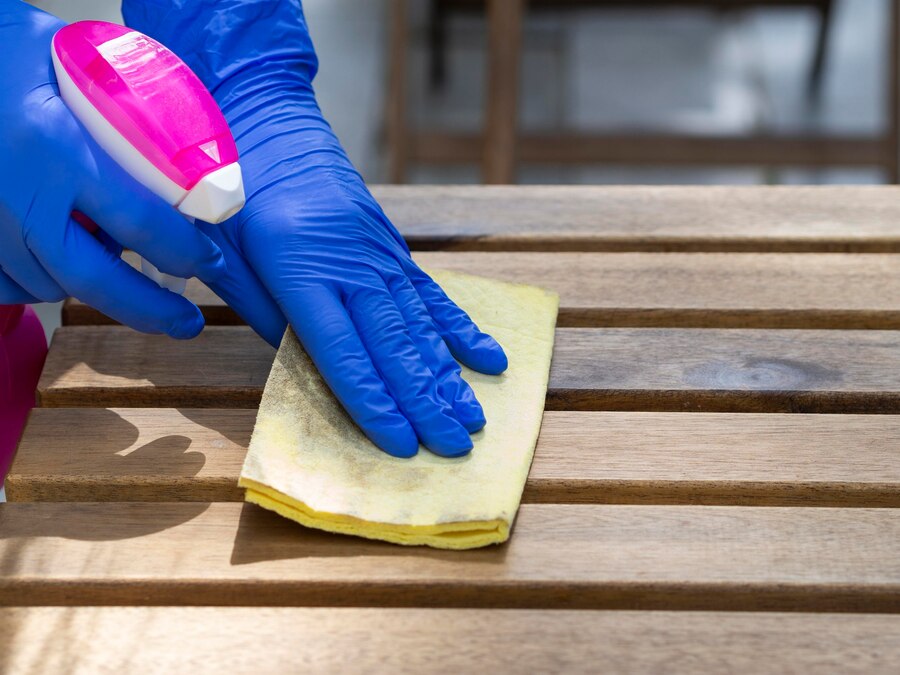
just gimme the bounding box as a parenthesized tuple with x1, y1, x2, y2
(4, 186, 900, 673)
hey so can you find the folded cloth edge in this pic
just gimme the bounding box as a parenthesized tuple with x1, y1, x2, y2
(240, 477, 509, 550)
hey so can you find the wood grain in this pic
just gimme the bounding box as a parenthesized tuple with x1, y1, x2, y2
(3, 608, 899, 675)
(10, 409, 900, 507)
(63, 251, 900, 329)
(2, 502, 900, 611)
(37, 326, 900, 413)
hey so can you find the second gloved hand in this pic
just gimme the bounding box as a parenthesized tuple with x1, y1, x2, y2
(122, 0, 508, 458)
(207, 167, 509, 458)
(201, 130, 506, 457)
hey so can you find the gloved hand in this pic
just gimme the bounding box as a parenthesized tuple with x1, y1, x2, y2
(124, 0, 509, 458)
(0, 1, 226, 338)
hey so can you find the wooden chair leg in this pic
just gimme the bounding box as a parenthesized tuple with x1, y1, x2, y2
(806, 0, 833, 103)
(429, 0, 450, 89)
(483, 0, 525, 184)
(887, 0, 900, 184)
(387, 0, 410, 184)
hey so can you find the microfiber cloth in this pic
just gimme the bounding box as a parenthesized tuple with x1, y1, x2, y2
(239, 270, 559, 550)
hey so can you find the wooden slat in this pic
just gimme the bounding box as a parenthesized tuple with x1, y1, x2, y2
(372, 186, 900, 252)
(37, 326, 900, 413)
(2, 502, 900, 611)
(9, 410, 900, 507)
(62, 252, 900, 329)
(3, 608, 899, 675)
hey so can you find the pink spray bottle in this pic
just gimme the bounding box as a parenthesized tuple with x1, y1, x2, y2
(51, 21, 245, 293)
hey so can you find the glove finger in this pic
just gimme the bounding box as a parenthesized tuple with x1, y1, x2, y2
(347, 284, 474, 458)
(386, 273, 486, 433)
(0, 267, 40, 304)
(286, 285, 420, 458)
(407, 266, 508, 376)
(1, 195, 68, 302)
(29, 216, 205, 338)
(75, 146, 226, 284)
(198, 222, 288, 348)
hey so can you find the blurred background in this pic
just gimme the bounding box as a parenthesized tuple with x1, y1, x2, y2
(32, 0, 896, 187)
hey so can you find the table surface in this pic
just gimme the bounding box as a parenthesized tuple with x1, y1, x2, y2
(5, 185, 900, 674)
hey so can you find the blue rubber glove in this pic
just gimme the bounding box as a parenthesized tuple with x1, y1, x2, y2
(124, 0, 509, 458)
(0, 1, 226, 338)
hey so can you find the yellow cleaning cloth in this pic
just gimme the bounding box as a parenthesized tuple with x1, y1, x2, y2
(239, 270, 559, 550)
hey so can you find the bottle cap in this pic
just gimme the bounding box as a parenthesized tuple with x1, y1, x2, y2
(178, 163, 245, 224)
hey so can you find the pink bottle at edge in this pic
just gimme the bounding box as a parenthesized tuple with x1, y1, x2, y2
(0, 305, 47, 486)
